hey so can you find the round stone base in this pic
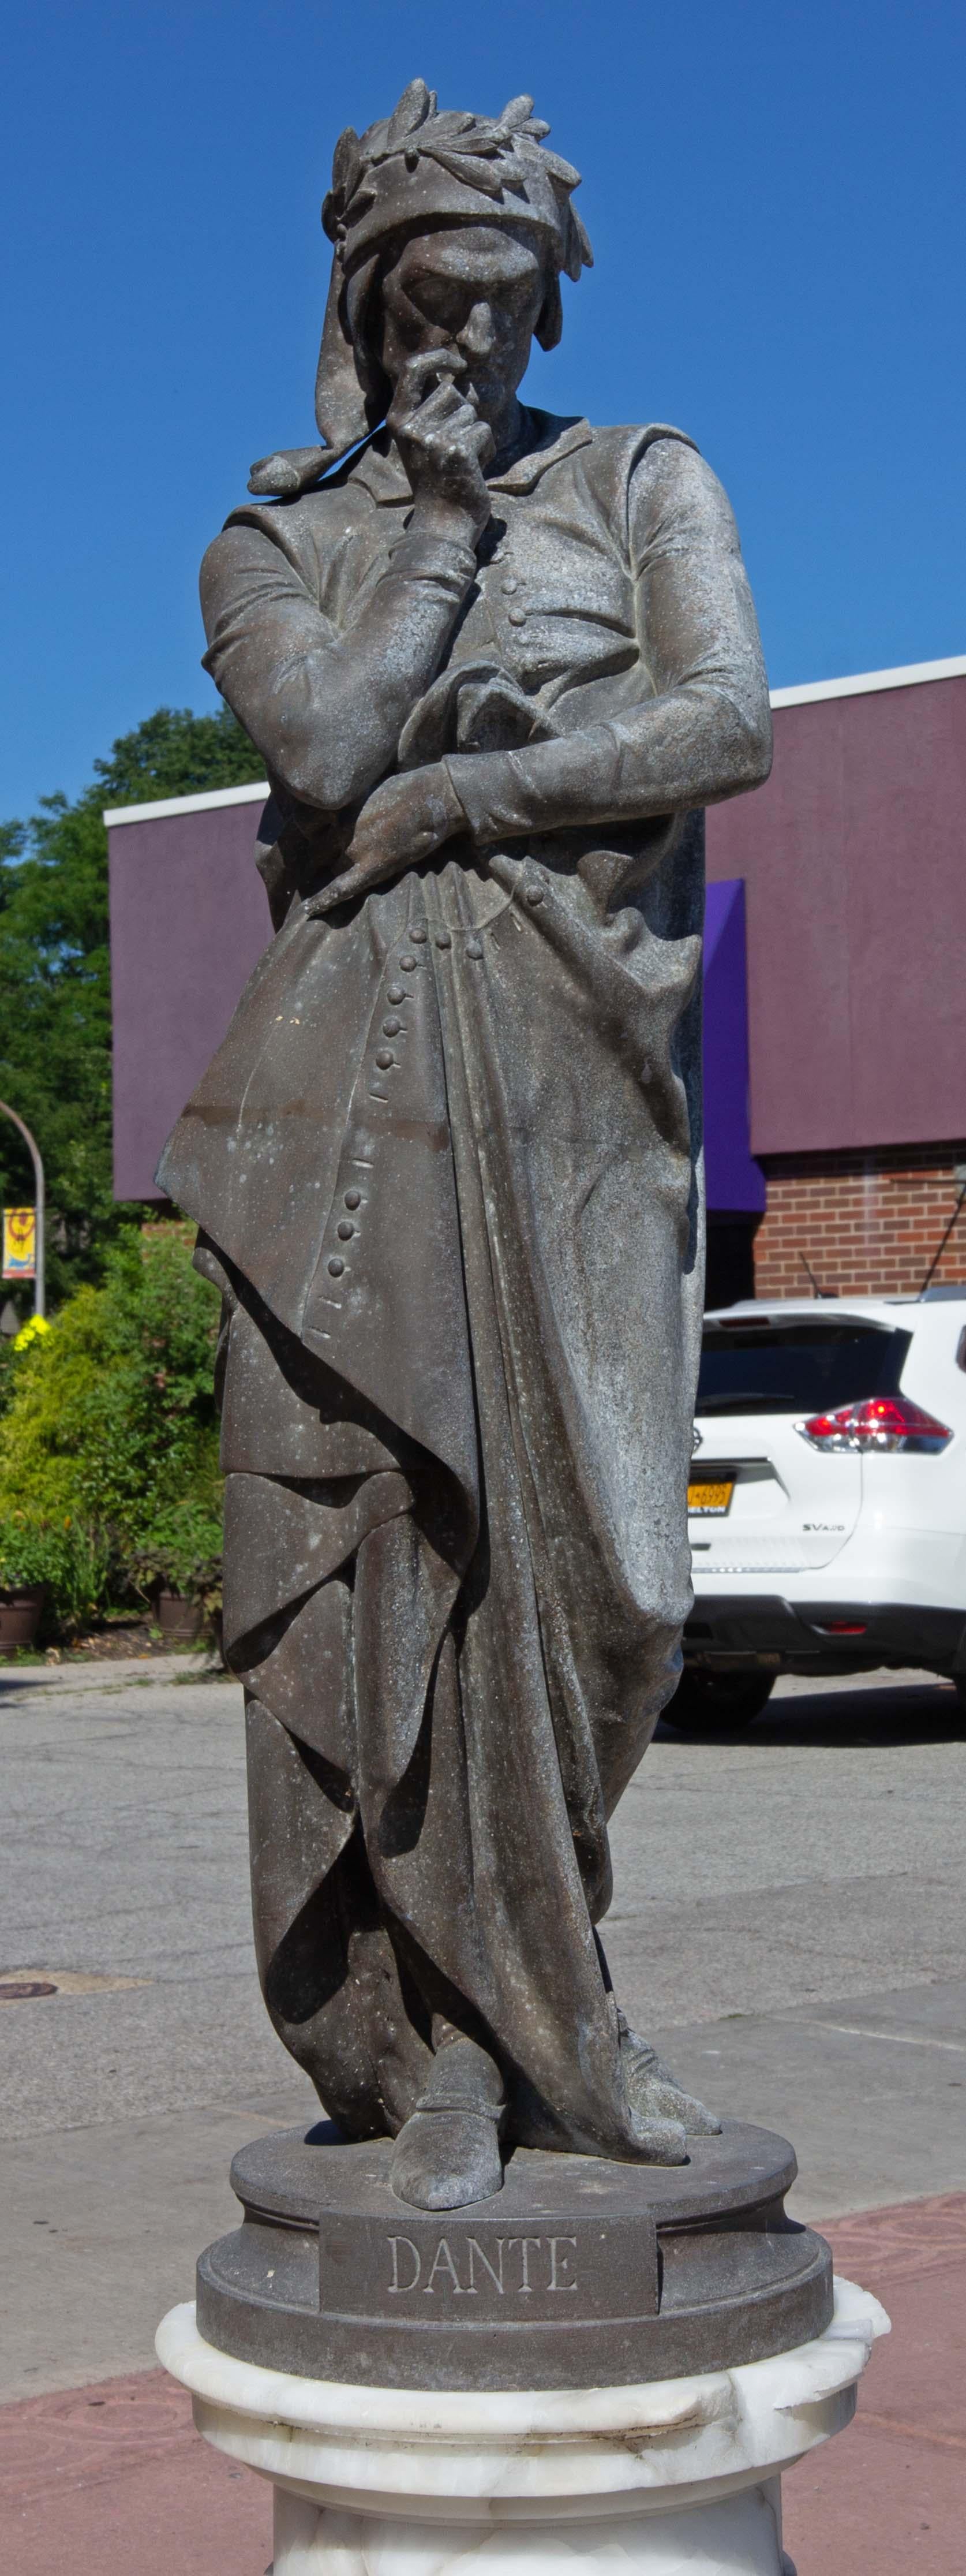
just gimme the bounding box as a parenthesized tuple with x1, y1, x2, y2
(197, 2119, 833, 2390)
(158, 2275, 888, 2573)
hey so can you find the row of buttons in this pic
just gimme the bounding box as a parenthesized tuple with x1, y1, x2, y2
(327, 1179, 364, 1280)
(324, 955, 416, 1279)
(488, 547, 529, 626)
(499, 570, 527, 629)
(396, 924, 486, 965)
(320, 897, 508, 1291)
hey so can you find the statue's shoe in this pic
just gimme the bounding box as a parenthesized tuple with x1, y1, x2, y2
(620, 2014, 722, 2139)
(625, 2112, 690, 2163)
(391, 2038, 506, 2210)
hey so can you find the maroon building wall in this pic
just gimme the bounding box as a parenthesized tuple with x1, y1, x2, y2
(108, 798, 271, 1201)
(706, 671, 966, 1158)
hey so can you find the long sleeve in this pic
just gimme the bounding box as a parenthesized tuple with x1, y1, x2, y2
(200, 507, 477, 814)
(443, 438, 772, 843)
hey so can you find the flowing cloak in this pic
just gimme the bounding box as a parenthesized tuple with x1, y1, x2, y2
(158, 410, 770, 2155)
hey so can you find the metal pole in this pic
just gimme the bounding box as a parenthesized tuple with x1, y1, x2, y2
(0, 1101, 46, 1319)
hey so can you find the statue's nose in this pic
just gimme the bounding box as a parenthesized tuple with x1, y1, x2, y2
(458, 300, 496, 360)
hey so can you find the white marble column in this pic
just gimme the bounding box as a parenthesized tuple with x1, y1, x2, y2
(157, 2274, 887, 2576)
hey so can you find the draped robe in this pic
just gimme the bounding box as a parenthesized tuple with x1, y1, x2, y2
(158, 408, 770, 2156)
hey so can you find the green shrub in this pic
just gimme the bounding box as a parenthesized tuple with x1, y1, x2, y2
(0, 1228, 222, 1629)
(0, 1510, 110, 1632)
(129, 1498, 223, 1610)
(0, 1336, 17, 1418)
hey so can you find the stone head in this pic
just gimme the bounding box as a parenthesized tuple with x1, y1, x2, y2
(249, 81, 593, 496)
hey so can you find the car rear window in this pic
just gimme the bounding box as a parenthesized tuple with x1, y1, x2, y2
(697, 1320, 912, 1416)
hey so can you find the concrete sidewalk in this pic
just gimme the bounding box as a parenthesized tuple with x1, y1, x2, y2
(1, 2193, 961, 2574)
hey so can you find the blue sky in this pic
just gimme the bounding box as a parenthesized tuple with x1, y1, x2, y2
(2, 0, 963, 820)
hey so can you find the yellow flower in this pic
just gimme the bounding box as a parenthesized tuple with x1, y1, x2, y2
(13, 1315, 51, 1351)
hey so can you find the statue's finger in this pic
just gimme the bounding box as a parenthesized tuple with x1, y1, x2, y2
(306, 845, 406, 913)
(304, 868, 365, 915)
(412, 379, 465, 426)
(390, 347, 466, 420)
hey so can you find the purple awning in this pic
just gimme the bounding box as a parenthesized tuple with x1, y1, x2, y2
(703, 878, 765, 1214)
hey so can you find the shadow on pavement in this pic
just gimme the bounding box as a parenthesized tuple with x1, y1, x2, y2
(658, 1677, 965, 1750)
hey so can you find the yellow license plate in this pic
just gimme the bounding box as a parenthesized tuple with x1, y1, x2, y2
(687, 1479, 734, 1515)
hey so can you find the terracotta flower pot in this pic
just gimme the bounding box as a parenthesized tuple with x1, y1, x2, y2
(158, 1591, 203, 1644)
(0, 1585, 46, 1648)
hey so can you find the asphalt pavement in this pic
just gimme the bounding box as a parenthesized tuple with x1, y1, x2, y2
(1, 1654, 964, 2400)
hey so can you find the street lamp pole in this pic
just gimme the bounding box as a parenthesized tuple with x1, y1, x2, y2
(0, 1102, 46, 1319)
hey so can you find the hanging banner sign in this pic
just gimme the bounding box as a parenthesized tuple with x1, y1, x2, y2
(2, 1208, 36, 1279)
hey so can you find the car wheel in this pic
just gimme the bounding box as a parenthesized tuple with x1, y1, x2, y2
(665, 1669, 776, 1733)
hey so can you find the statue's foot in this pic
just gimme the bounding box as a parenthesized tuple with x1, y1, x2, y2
(391, 2036, 506, 2210)
(619, 2014, 722, 2139)
(627, 2114, 689, 2164)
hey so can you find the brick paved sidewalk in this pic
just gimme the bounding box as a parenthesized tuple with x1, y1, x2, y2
(1, 2197, 962, 2574)
(783, 2194, 965, 2573)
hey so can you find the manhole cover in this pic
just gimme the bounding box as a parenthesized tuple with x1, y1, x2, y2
(0, 1978, 58, 2001)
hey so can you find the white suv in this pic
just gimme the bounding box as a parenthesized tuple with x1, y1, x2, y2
(669, 1289, 966, 1729)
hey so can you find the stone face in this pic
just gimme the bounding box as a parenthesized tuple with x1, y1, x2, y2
(194, 2122, 832, 2389)
(156, 81, 773, 2217)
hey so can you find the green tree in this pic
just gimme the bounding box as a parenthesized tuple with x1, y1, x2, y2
(0, 705, 263, 1311)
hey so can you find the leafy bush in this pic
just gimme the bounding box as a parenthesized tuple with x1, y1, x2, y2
(0, 1227, 222, 1629)
(0, 1510, 110, 1631)
(129, 1499, 223, 1610)
(0, 1336, 17, 1418)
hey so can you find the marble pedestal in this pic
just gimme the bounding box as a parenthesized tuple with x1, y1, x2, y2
(157, 2275, 887, 2575)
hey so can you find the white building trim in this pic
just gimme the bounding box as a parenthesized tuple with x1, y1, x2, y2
(770, 652, 966, 710)
(104, 780, 269, 827)
(103, 655, 966, 828)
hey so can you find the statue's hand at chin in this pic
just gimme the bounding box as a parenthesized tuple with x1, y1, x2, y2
(304, 762, 467, 914)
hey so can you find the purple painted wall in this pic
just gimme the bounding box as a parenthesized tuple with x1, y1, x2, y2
(108, 799, 271, 1201)
(706, 672, 966, 1157)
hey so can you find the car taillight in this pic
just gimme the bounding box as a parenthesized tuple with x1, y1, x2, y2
(796, 1395, 952, 1454)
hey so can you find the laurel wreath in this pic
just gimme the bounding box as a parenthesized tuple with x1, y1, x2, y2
(323, 80, 591, 279)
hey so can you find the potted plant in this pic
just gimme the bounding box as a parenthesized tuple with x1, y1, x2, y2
(129, 1501, 223, 1647)
(0, 1514, 53, 1647)
(0, 1513, 108, 1648)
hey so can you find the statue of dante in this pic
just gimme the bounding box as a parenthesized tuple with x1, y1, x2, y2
(159, 83, 772, 2212)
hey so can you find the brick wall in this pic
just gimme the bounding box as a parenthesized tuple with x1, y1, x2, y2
(753, 1141, 966, 1300)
